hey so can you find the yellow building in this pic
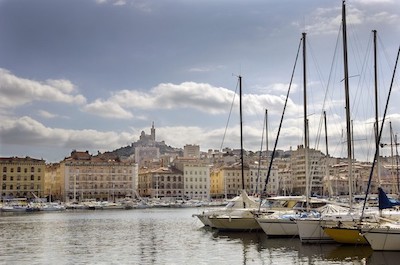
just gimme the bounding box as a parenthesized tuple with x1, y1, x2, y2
(210, 163, 250, 199)
(45, 163, 64, 201)
(210, 168, 224, 198)
(1, 157, 46, 199)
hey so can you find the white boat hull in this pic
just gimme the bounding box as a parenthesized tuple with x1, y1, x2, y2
(296, 218, 334, 243)
(207, 209, 261, 231)
(257, 217, 298, 237)
(363, 225, 400, 251)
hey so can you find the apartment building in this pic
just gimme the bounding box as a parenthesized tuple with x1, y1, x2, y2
(173, 157, 210, 200)
(137, 166, 184, 198)
(183, 144, 200, 159)
(45, 163, 64, 201)
(1, 156, 46, 199)
(291, 145, 325, 196)
(61, 151, 137, 202)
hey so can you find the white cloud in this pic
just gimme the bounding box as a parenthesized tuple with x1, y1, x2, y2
(301, 2, 399, 35)
(83, 82, 300, 119)
(83, 99, 134, 119)
(45, 79, 76, 94)
(114, 0, 126, 6)
(38, 110, 58, 119)
(353, 0, 394, 4)
(0, 68, 86, 108)
(0, 116, 133, 152)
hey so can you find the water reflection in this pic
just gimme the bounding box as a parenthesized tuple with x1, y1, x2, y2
(1, 209, 399, 265)
(367, 251, 400, 265)
(326, 245, 373, 263)
(207, 228, 376, 264)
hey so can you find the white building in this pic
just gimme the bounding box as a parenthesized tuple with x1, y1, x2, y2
(174, 158, 210, 200)
(183, 144, 200, 159)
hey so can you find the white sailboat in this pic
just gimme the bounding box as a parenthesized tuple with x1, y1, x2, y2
(257, 30, 327, 238)
(295, 0, 369, 244)
(196, 76, 266, 231)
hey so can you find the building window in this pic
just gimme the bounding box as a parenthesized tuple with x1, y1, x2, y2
(24, 168, 27, 173)
(31, 175, 34, 181)
(17, 167, 21, 173)
(31, 167, 34, 172)
(10, 168, 14, 173)
(2, 175, 6, 181)
(2, 167, 6, 173)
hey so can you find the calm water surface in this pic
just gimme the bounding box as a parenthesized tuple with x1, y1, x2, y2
(0, 207, 398, 265)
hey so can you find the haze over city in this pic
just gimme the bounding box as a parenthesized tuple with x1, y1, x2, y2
(0, 0, 399, 163)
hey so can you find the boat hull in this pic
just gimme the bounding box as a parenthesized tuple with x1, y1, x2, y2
(257, 217, 298, 237)
(207, 209, 261, 231)
(296, 218, 335, 244)
(323, 227, 368, 245)
(363, 225, 400, 251)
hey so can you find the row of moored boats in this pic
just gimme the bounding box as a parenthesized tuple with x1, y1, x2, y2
(193, 189, 400, 251)
(0, 199, 226, 212)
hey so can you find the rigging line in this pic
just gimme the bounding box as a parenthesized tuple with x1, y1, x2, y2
(260, 36, 302, 198)
(320, 24, 343, 154)
(255, 109, 267, 195)
(307, 39, 325, 151)
(378, 34, 400, 98)
(353, 31, 373, 123)
(361, 45, 400, 218)
(219, 77, 239, 152)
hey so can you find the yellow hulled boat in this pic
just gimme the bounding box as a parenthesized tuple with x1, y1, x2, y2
(323, 226, 368, 245)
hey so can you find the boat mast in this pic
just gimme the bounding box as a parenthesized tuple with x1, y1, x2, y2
(373, 29, 382, 186)
(342, 0, 353, 208)
(324, 111, 333, 197)
(390, 122, 396, 193)
(302, 32, 310, 209)
(239, 75, 245, 192)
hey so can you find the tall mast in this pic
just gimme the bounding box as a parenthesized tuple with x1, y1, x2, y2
(373, 29, 382, 186)
(324, 111, 333, 197)
(266, 109, 269, 160)
(342, 0, 353, 207)
(390, 122, 395, 193)
(302, 32, 310, 207)
(239, 75, 245, 192)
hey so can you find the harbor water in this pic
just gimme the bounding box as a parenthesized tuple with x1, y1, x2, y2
(0, 207, 398, 265)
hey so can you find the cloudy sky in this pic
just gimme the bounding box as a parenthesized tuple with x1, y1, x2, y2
(0, 0, 399, 163)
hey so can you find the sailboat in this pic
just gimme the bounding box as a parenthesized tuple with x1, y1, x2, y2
(319, 22, 400, 246)
(297, 1, 382, 244)
(194, 76, 263, 231)
(360, 63, 400, 250)
(256, 32, 332, 237)
(361, 189, 400, 251)
(259, 31, 306, 236)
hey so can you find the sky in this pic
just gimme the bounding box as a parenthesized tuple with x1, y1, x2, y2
(0, 0, 399, 163)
